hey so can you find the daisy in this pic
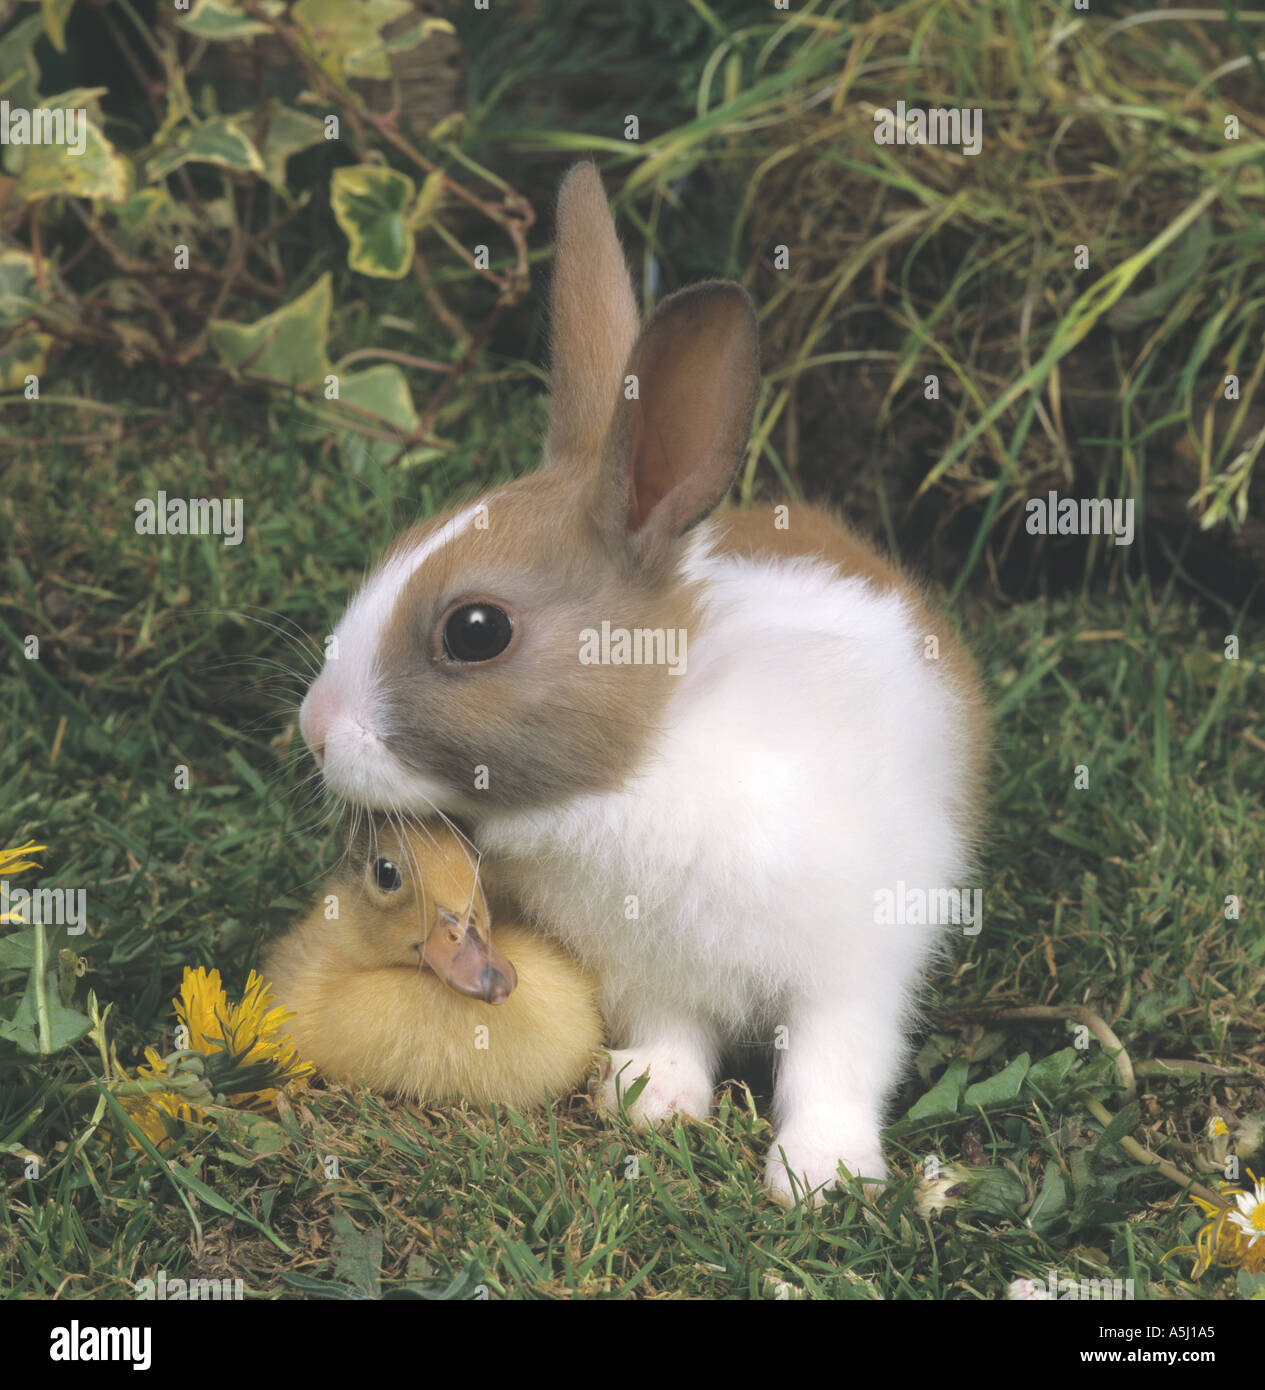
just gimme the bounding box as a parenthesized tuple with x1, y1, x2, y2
(1227, 1174, 1265, 1248)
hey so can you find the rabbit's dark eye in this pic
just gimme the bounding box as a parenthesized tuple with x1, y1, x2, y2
(443, 603, 513, 663)
(373, 859, 402, 892)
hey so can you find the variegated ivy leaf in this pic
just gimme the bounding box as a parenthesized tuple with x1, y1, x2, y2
(146, 116, 265, 182)
(328, 364, 418, 433)
(177, 0, 284, 42)
(13, 90, 130, 205)
(382, 16, 456, 56)
(209, 273, 333, 387)
(0, 246, 49, 330)
(40, 0, 77, 55)
(0, 14, 45, 113)
(331, 165, 415, 278)
(292, 0, 413, 82)
(302, 363, 420, 470)
(244, 101, 327, 192)
(0, 331, 54, 392)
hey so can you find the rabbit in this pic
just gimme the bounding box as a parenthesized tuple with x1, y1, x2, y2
(260, 817, 604, 1110)
(297, 162, 988, 1204)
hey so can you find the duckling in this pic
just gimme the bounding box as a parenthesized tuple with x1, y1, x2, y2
(261, 818, 603, 1110)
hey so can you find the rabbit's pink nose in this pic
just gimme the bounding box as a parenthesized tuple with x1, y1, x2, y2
(299, 680, 340, 763)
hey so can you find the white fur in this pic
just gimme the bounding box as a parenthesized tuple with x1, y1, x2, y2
(475, 522, 978, 1202)
(301, 501, 485, 807)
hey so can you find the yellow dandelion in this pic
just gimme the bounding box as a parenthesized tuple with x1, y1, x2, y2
(175, 966, 228, 1055)
(174, 966, 313, 1107)
(0, 840, 48, 923)
(120, 1091, 208, 1151)
(117, 967, 312, 1153)
(119, 1049, 210, 1152)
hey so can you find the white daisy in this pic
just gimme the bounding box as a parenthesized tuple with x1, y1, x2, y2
(1226, 1175, 1265, 1247)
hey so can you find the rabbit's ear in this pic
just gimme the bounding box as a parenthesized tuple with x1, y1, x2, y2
(597, 281, 758, 567)
(546, 163, 641, 462)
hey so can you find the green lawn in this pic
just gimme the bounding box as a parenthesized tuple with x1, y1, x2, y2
(1, 416, 1261, 1299)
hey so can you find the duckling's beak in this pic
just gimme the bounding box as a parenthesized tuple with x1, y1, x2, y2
(422, 911, 518, 1004)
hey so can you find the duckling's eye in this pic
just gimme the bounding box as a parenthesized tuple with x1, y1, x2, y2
(443, 603, 513, 663)
(373, 859, 402, 893)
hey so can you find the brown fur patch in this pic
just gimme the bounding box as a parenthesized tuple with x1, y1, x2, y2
(546, 164, 641, 463)
(374, 471, 699, 809)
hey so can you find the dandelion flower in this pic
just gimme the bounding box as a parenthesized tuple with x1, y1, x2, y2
(118, 967, 312, 1152)
(173, 966, 313, 1107)
(0, 840, 47, 923)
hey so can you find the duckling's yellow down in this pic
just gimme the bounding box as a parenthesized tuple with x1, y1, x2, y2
(261, 822, 603, 1110)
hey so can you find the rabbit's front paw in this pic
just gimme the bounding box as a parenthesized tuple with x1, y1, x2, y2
(765, 1133, 887, 1208)
(597, 1047, 713, 1127)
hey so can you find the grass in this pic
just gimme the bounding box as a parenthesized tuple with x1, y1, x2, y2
(2, 0, 1264, 1302)
(1, 415, 1262, 1299)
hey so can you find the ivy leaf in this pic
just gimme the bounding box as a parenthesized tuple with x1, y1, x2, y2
(0, 247, 56, 389)
(14, 91, 130, 205)
(331, 165, 415, 278)
(963, 1052, 1030, 1109)
(0, 247, 52, 329)
(177, 0, 284, 42)
(0, 14, 45, 112)
(304, 364, 419, 470)
(0, 329, 53, 390)
(247, 101, 327, 191)
(293, 0, 413, 82)
(209, 273, 332, 387)
(382, 16, 456, 56)
(146, 116, 265, 181)
(40, 0, 77, 54)
(334, 365, 418, 432)
(109, 187, 199, 257)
